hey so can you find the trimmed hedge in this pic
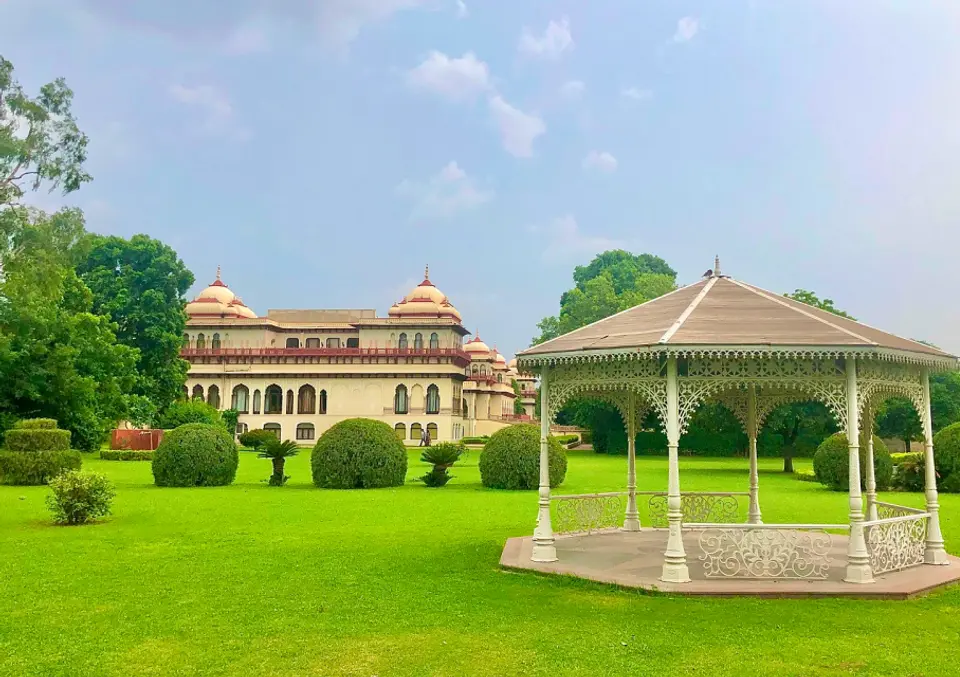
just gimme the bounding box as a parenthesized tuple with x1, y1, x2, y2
(461, 436, 490, 445)
(813, 433, 892, 491)
(152, 423, 239, 487)
(311, 418, 407, 489)
(479, 424, 567, 490)
(0, 450, 82, 485)
(18, 418, 58, 430)
(101, 449, 153, 461)
(554, 434, 579, 447)
(933, 423, 960, 492)
(5, 428, 71, 452)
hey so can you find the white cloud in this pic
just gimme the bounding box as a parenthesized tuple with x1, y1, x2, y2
(582, 151, 618, 173)
(560, 80, 585, 99)
(223, 21, 270, 55)
(518, 17, 573, 59)
(534, 215, 625, 262)
(456, 0, 468, 18)
(318, 0, 429, 46)
(621, 86, 652, 101)
(673, 16, 700, 43)
(168, 84, 248, 140)
(488, 96, 546, 158)
(395, 161, 494, 220)
(406, 51, 492, 101)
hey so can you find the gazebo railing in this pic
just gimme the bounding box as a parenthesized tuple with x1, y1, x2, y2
(686, 523, 849, 580)
(864, 502, 929, 575)
(549, 491, 749, 535)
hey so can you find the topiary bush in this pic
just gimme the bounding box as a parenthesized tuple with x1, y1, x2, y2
(892, 452, 926, 492)
(479, 424, 567, 490)
(933, 423, 960, 492)
(239, 428, 277, 451)
(46, 470, 116, 525)
(813, 433, 892, 492)
(158, 399, 223, 430)
(151, 423, 239, 487)
(100, 449, 153, 461)
(311, 418, 407, 489)
(0, 418, 82, 485)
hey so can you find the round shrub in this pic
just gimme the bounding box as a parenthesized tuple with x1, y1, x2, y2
(238, 428, 277, 451)
(46, 470, 116, 525)
(0, 450, 82, 485)
(311, 418, 407, 489)
(17, 418, 58, 430)
(933, 423, 960, 492)
(158, 399, 223, 430)
(479, 424, 567, 490)
(152, 423, 238, 487)
(813, 433, 892, 492)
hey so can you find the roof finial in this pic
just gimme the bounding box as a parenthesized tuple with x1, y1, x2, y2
(714, 255, 721, 277)
(216, 264, 222, 282)
(424, 264, 429, 280)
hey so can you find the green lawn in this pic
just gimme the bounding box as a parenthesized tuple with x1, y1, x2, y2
(2, 450, 960, 676)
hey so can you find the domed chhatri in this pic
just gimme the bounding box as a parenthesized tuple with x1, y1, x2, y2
(512, 260, 959, 593)
(181, 266, 529, 446)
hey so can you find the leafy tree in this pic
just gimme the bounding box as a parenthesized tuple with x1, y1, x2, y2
(238, 428, 276, 451)
(258, 438, 299, 486)
(784, 289, 855, 319)
(931, 372, 960, 432)
(764, 402, 838, 472)
(221, 408, 239, 437)
(1, 55, 91, 207)
(77, 234, 194, 414)
(511, 379, 524, 415)
(157, 398, 222, 430)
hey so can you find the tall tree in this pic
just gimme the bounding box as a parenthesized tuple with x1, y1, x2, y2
(0, 55, 91, 207)
(78, 234, 194, 416)
(784, 289, 855, 319)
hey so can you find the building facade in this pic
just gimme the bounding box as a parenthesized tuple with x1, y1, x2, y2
(181, 268, 533, 443)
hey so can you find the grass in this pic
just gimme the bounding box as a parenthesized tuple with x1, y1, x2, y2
(2, 450, 960, 676)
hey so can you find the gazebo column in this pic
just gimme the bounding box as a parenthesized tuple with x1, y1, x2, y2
(623, 392, 641, 531)
(747, 385, 762, 524)
(863, 403, 879, 522)
(844, 357, 874, 584)
(531, 366, 557, 562)
(922, 367, 948, 565)
(660, 357, 690, 583)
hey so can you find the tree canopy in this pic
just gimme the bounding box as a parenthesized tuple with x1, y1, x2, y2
(784, 289, 855, 319)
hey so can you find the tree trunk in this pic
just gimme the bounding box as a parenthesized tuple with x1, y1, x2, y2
(783, 446, 794, 474)
(272, 457, 285, 478)
(902, 436, 911, 453)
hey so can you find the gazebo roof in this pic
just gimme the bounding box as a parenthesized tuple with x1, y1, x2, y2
(519, 275, 957, 367)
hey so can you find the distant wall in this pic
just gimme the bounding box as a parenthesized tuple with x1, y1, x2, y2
(111, 429, 164, 451)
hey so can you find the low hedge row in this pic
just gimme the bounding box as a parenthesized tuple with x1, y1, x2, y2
(461, 436, 489, 445)
(0, 450, 83, 485)
(5, 428, 71, 452)
(101, 449, 153, 461)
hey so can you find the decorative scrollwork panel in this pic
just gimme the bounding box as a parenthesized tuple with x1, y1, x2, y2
(552, 495, 626, 535)
(698, 528, 834, 579)
(648, 493, 741, 528)
(866, 515, 927, 574)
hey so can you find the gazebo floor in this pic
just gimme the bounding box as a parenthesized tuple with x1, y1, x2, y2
(500, 530, 960, 599)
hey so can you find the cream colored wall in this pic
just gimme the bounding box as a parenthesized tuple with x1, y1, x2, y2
(358, 326, 460, 349)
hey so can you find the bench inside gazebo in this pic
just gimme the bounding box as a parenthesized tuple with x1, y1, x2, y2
(505, 262, 960, 597)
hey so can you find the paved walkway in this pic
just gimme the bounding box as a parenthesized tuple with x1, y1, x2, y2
(500, 530, 960, 598)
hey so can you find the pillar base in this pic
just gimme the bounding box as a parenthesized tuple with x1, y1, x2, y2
(925, 547, 949, 566)
(660, 561, 691, 584)
(844, 563, 875, 584)
(622, 518, 641, 532)
(531, 542, 557, 563)
(747, 514, 763, 526)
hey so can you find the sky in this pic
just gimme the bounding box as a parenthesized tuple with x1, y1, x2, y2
(2, 0, 959, 358)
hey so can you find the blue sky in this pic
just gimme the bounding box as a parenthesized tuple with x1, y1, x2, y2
(2, 1, 959, 357)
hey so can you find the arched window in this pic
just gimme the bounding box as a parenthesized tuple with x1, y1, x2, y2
(196, 333, 206, 349)
(394, 423, 406, 440)
(410, 422, 423, 441)
(264, 423, 281, 438)
(212, 333, 221, 350)
(208, 385, 220, 409)
(346, 337, 359, 348)
(286, 337, 300, 348)
(232, 385, 249, 413)
(429, 332, 439, 349)
(427, 423, 438, 441)
(253, 389, 262, 414)
(319, 389, 328, 414)
(298, 385, 316, 414)
(265, 385, 283, 414)
(326, 338, 340, 348)
(182, 333, 190, 349)
(398, 333, 408, 350)
(462, 400, 468, 418)
(426, 384, 440, 414)
(414, 333, 423, 350)
(389, 333, 396, 348)
(305, 338, 320, 348)
(471, 364, 479, 375)
(236, 422, 248, 435)
(394, 385, 408, 414)
(296, 423, 315, 441)
(497, 373, 503, 383)
(286, 389, 294, 415)
(192, 384, 204, 400)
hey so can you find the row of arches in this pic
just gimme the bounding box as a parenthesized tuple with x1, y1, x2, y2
(395, 422, 438, 441)
(186, 384, 328, 415)
(395, 332, 441, 350)
(394, 384, 440, 415)
(285, 337, 360, 349)
(185, 333, 223, 350)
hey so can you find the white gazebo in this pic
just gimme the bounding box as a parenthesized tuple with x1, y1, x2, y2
(511, 263, 958, 592)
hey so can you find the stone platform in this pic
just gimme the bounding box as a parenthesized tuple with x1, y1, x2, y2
(500, 530, 960, 599)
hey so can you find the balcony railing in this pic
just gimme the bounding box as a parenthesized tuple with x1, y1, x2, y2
(181, 347, 471, 361)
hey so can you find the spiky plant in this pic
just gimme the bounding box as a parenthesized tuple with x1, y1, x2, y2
(258, 438, 300, 486)
(420, 442, 466, 487)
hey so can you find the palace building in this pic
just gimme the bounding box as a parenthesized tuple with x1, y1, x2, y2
(181, 268, 533, 442)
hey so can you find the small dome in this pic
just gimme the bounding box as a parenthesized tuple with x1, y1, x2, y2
(388, 266, 461, 322)
(508, 358, 518, 369)
(464, 335, 491, 354)
(186, 268, 257, 319)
